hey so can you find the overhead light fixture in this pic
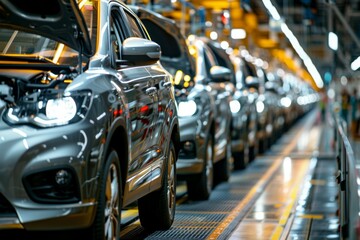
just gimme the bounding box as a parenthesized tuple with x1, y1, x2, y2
(220, 41, 229, 49)
(210, 31, 218, 40)
(261, 0, 324, 89)
(340, 75, 348, 85)
(231, 29, 246, 40)
(328, 32, 338, 51)
(351, 56, 360, 71)
(262, 0, 281, 21)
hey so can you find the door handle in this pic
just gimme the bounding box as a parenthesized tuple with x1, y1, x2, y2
(146, 86, 157, 96)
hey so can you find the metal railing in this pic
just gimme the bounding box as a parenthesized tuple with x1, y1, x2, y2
(334, 115, 360, 239)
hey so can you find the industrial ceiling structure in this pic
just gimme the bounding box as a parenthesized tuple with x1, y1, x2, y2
(134, 0, 360, 90)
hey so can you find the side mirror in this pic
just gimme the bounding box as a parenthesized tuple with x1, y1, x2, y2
(265, 81, 279, 93)
(210, 66, 231, 82)
(119, 37, 161, 66)
(245, 76, 259, 89)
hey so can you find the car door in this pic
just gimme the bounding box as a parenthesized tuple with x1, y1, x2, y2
(122, 8, 167, 191)
(202, 45, 231, 163)
(110, 6, 157, 196)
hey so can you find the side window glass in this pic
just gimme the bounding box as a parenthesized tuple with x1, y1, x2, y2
(245, 62, 257, 77)
(204, 51, 212, 75)
(205, 47, 218, 66)
(110, 19, 120, 62)
(204, 47, 217, 75)
(124, 10, 144, 38)
(110, 8, 125, 66)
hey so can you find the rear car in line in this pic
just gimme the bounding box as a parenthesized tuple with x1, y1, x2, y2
(132, 6, 232, 200)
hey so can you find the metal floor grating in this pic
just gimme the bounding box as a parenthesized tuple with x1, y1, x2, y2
(139, 159, 277, 239)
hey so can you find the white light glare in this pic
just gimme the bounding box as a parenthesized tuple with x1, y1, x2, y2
(262, 0, 281, 20)
(46, 97, 77, 121)
(340, 76, 348, 86)
(256, 101, 265, 113)
(178, 100, 197, 117)
(210, 31, 218, 40)
(220, 41, 229, 49)
(280, 24, 323, 88)
(328, 32, 338, 51)
(281, 97, 292, 108)
(240, 49, 249, 57)
(283, 157, 292, 183)
(231, 29, 246, 40)
(230, 100, 241, 113)
(351, 56, 360, 71)
(260, 1, 324, 89)
(327, 88, 335, 99)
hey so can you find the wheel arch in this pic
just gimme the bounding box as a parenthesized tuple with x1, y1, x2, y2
(104, 117, 128, 195)
(171, 122, 180, 160)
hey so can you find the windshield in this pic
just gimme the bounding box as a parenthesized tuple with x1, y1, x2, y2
(0, 0, 98, 68)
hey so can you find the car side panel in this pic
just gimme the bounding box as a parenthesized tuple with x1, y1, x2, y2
(116, 67, 156, 205)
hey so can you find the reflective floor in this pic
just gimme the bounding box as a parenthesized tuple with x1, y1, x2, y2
(119, 108, 340, 239)
(0, 108, 340, 240)
(229, 110, 339, 240)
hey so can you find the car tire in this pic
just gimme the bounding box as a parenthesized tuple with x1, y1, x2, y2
(258, 138, 267, 154)
(248, 144, 256, 162)
(138, 141, 176, 230)
(233, 142, 248, 170)
(187, 136, 214, 200)
(89, 150, 121, 240)
(215, 134, 232, 182)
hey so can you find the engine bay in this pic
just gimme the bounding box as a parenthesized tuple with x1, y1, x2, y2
(0, 68, 77, 108)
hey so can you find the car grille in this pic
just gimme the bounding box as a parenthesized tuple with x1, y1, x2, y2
(0, 193, 17, 217)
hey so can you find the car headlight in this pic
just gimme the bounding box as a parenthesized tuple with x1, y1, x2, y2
(4, 90, 92, 127)
(45, 97, 77, 121)
(256, 101, 265, 113)
(280, 97, 292, 108)
(178, 100, 197, 117)
(230, 100, 241, 114)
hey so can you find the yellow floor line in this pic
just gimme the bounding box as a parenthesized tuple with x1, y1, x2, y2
(298, 214, 324, 219)
(207, 157, 283, 240)
(271, 160, 311, 240)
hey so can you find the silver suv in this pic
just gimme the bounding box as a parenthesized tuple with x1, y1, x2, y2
(0, 0, 179, 239)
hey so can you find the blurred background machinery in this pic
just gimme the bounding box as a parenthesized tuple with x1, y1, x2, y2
(129, 0, 360, 94)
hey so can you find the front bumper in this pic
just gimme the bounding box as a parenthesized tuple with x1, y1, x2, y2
(0, 201, 96, 230)
(0, 119, 103, 231)
(176, 117, 206, 176)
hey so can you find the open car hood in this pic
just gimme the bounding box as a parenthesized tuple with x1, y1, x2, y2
(0, 0, 92, 56)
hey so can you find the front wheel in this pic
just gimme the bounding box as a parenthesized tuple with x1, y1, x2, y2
(215, 134, 233, 182)
(89, 150, 121, 240)
(187, 136, 214, 200)
(233, 142, 248, 170)
(138, 141, 176, 230)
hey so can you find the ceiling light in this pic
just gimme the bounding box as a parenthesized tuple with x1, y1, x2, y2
(220, 41, 229, 49)
(210, 31, 218, 40)
(351, 56, 360, 71)
(328, 32, 338, 51)
(262, 0, 324, 89)
(231, 29, 246, 40)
